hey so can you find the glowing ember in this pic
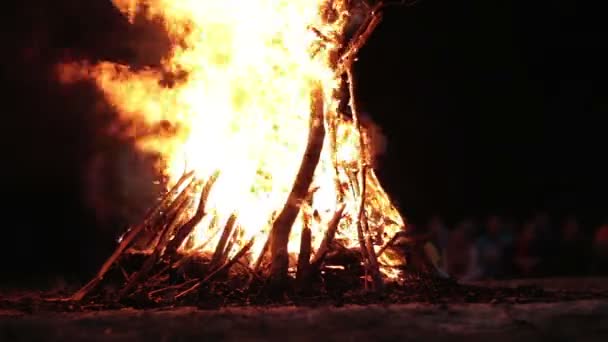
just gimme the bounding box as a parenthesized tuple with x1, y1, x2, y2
(60, 0, 406, 287)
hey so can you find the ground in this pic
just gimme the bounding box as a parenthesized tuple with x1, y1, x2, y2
(1, 278, 607, 341)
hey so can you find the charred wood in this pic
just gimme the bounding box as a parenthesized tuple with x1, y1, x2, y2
(70, 171, 195, 301)
(310, 204, 346, 271)
(268, 83, 326, 292)
(164, 171, 220, 259)
(209, 214, 237, 270)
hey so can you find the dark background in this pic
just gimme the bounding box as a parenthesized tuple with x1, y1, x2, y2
(3, 0, 607, 284)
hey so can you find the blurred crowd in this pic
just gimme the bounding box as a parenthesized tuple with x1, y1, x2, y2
(414, 213, 608, 280)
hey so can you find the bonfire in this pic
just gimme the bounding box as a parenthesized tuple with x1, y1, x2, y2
(60, 0, 440, 305)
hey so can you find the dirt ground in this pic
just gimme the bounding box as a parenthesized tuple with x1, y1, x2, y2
(1, 278, 607, 341)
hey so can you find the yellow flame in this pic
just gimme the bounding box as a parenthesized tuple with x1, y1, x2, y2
(59, 0, 405, 278)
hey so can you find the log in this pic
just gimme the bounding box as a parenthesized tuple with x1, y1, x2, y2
(268, 83, 326, 292)
(70, 170, 195, 301)
(164, 171, 220, 258)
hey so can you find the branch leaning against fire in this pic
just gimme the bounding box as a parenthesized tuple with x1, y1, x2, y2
(66, 0, 442, 304)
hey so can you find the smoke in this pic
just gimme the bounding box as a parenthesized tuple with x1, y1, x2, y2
(360, 112, 388, 170)
(84, 143, 164, 228)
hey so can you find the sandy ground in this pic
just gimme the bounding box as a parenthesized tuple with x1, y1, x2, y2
(1, 278, 607, 341)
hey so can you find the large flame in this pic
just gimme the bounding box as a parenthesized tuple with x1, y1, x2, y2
(59, 0, 405, 276)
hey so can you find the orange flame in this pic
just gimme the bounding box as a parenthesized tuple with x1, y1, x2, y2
(59, 0, 405, 278)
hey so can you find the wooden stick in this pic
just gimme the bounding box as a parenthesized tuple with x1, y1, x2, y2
(310, 204, 346, 270)
(336, 8, 383, 75)
(148, 178, 197, 251)
(376, 232, 400, 259)
(70, 171, 194, 301)
(147, 278, 199, 298)
(268, 83, 326, 291)
(164, 171, 220, 258)
(140, 176, 196, 251)
(376, 231, 430, 258)
(175, 236, 256, 299)
(209, 214, 237, 269)
(119, 196, 192, 297)
(347, 51, 383, 291)
(252, 234, 270, 273)
(328, 113, 344, 202)
(221, 224, 241, 266)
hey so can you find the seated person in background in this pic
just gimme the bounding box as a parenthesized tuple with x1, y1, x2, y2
(592, 222, 608, 275)
(445, 220, 475, 279)
(556, 216, 590, 276)
(475, 216, 513, 279)
(513, 221, 542, 277)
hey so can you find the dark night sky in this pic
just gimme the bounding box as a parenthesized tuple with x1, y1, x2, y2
(3, 0, 607, 282)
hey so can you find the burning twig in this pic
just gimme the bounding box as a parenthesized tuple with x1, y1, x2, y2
(70, 171, 194, 301)
(120, 195, 193, 297)
(253, 234, 271, 273)
(345, 5, 384, 290)
(336, 4, 383, 75)
(164, 171, 220, 259)
(268, 83, 326, 292)
(148, 178, 198, 251)
(176, 236, 256, 299)
(209, 214, 237, 270)
(310, 204, 346, 270)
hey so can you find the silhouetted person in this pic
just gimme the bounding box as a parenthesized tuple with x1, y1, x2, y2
(446, 219, 475, 279)
(474, 216, 513, 279)
(533, 211, 557, 275)
(556, 216, 589, 276)
(427, 215, 449, 267)
(592, 223, 608, 275)
(513, 221, 542, 277)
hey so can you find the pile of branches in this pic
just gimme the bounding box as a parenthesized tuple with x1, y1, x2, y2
(69, 0, 439, 305)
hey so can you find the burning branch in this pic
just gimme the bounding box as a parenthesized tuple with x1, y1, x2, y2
(164, 171, 220, 259)
(268, 83, 326, 292)
(70, 171, 194, 301)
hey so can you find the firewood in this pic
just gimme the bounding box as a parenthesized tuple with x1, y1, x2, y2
(148, 178, 197, 251)
(337, 4, 383, 75)
(70, 170, 195, 301)
(175, 236, 256, 299)
(119, 196, 193, 297)
(252, 235, 270, 274)
(328, 113, 344, 202)
(348, 56, 383, 291)
(147, 278, 199, 299)
(164, 171, 220, 258)
(310, 204, 346, 270)
(268, 83, 326, 292)
(209, 214, 237, 270)
(221, 224, 241, 267)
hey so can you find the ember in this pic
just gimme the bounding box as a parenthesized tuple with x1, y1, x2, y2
(60, 0, 440, 305)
